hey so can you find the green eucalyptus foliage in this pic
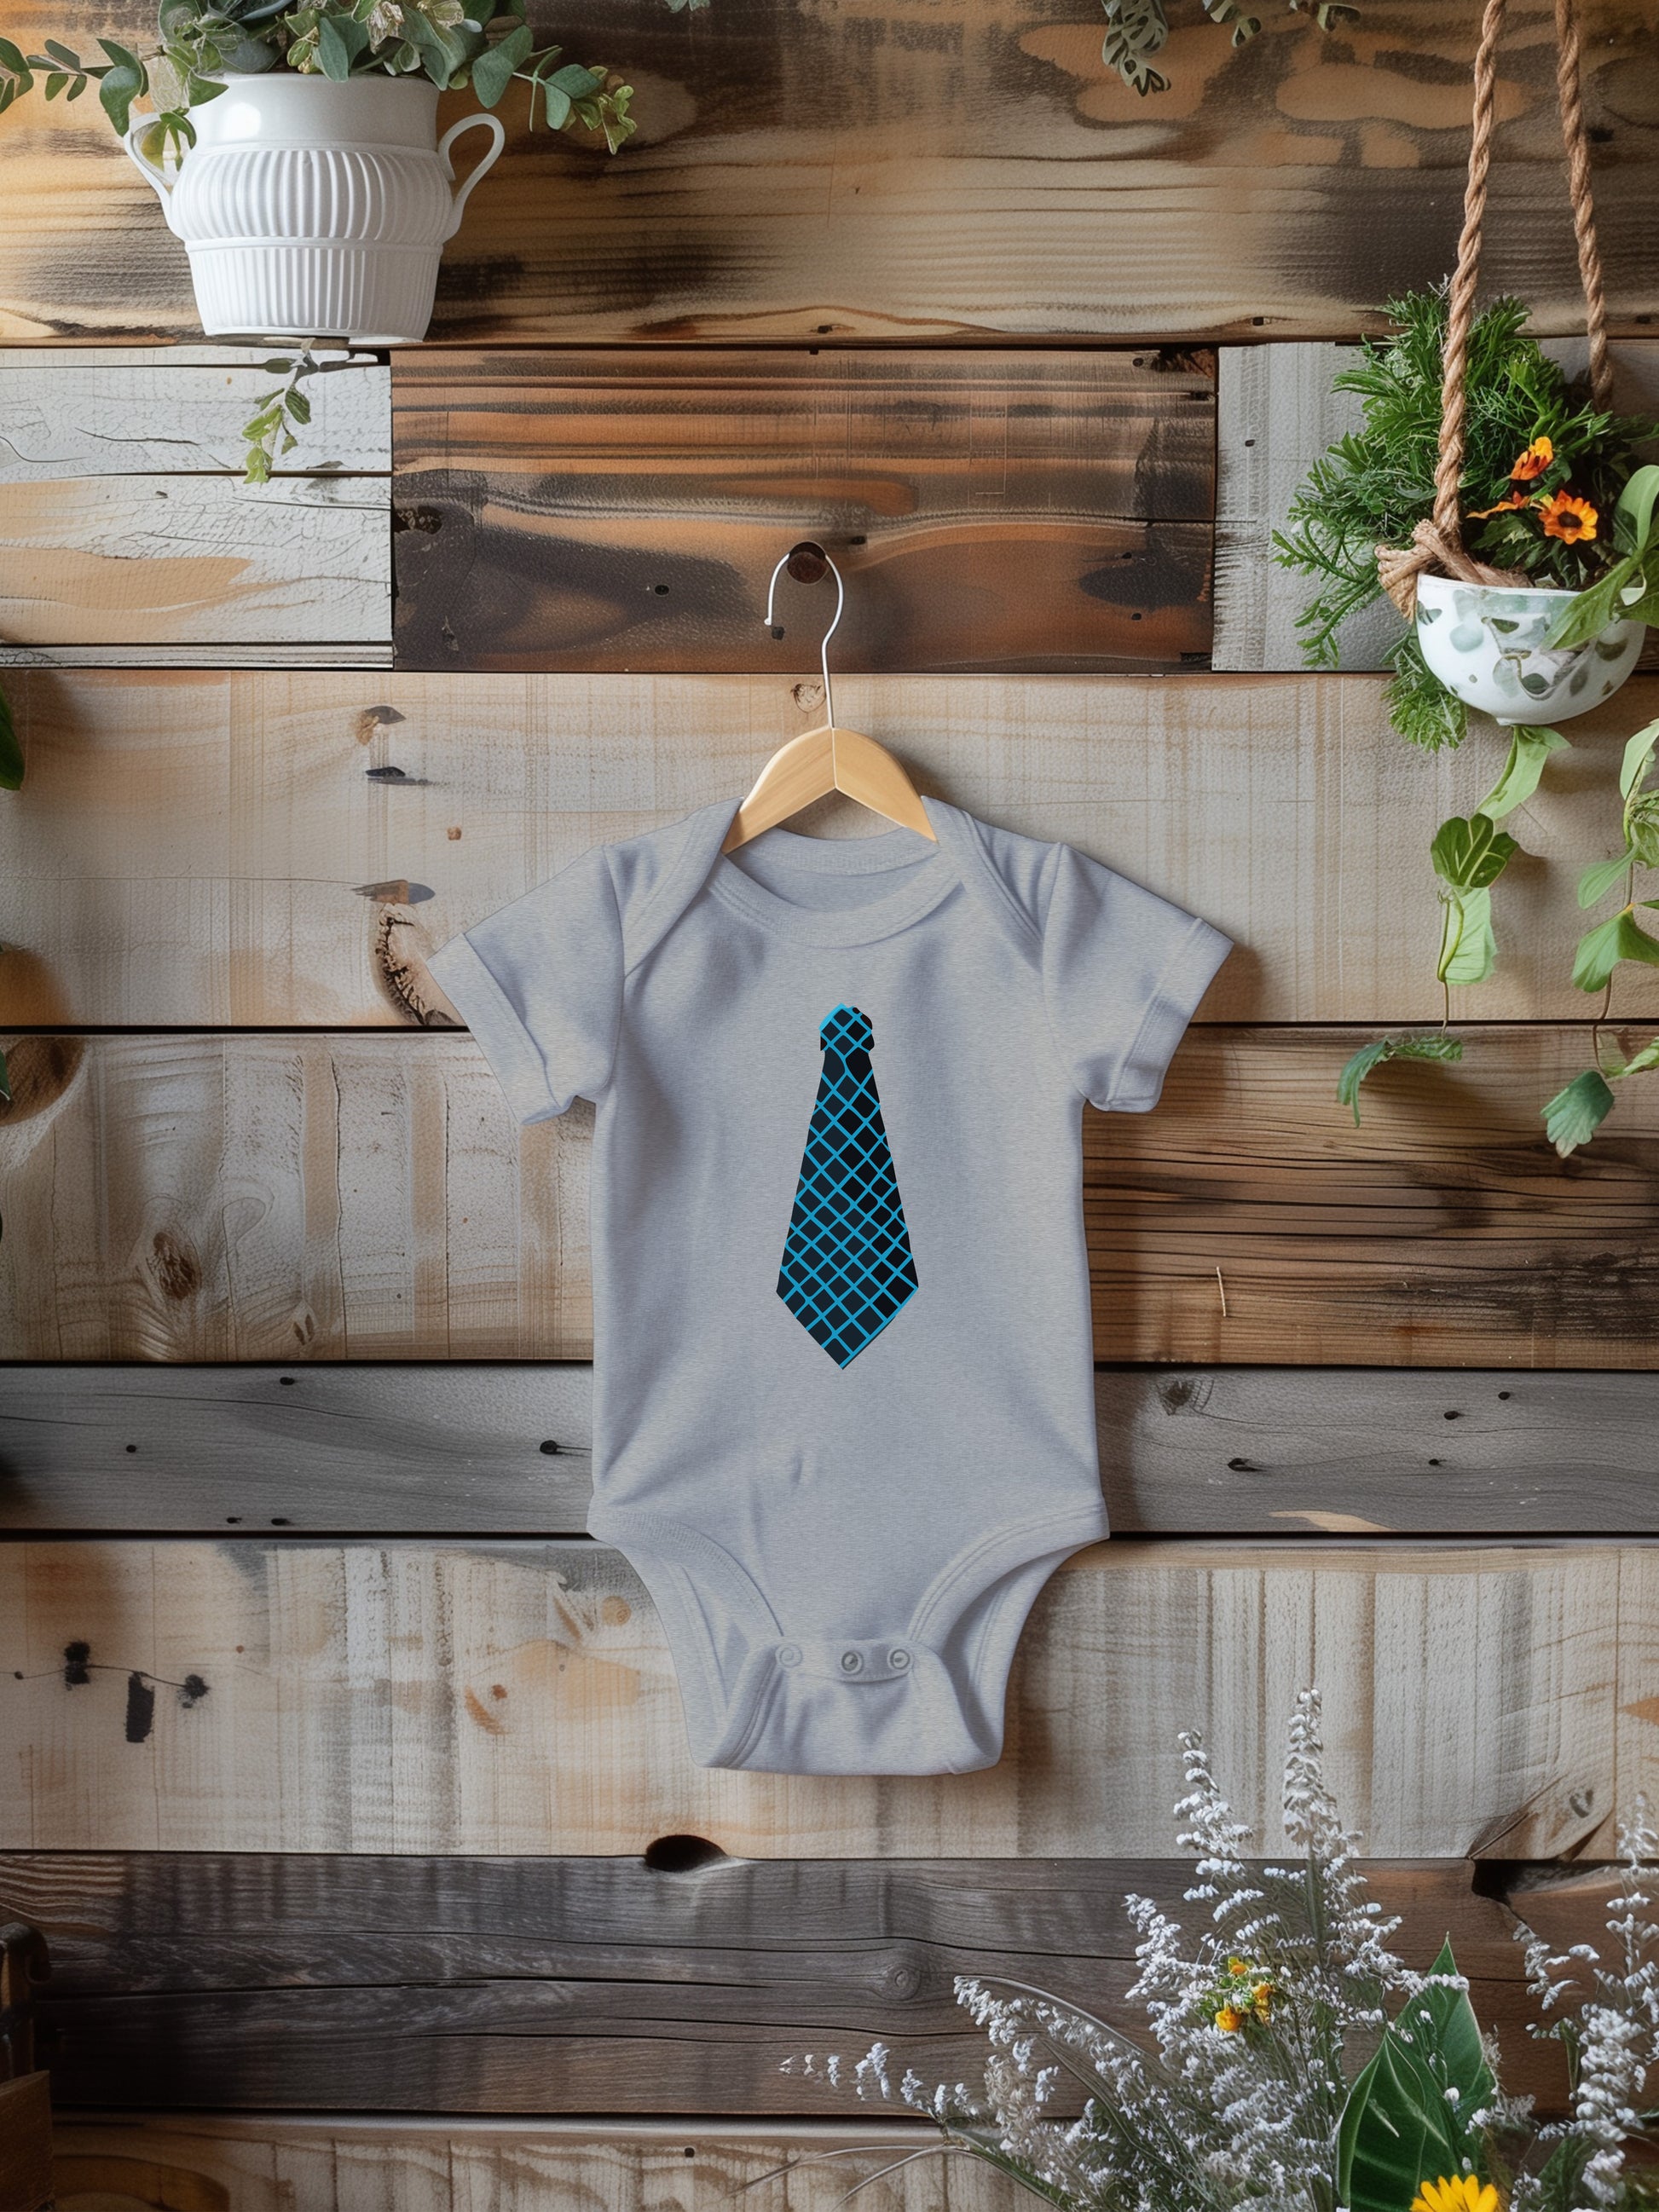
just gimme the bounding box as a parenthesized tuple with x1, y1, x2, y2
(0, 0, 704, 158)
(1338, 1939, 1493, 2212)
(1548, 465, 1659, 648)
(1276, 289, 1659, 751)
(1101, 0, 1359, 95)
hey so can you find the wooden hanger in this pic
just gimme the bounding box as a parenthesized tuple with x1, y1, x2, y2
(722, 542, 936, 854)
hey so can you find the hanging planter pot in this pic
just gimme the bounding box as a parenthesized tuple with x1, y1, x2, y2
(1370, 0, 1655, 728)
(1415, 575, 1644, 726)
(121, 73, 505, 346)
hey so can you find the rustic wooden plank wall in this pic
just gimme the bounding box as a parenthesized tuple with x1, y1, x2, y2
(2, 0, 1656, 346)
(0, 1857, 1614, 2112)
(6, 1025, 1659, 1366)
(0, 352, 393, 667)
(4, 2, 1659, 2203)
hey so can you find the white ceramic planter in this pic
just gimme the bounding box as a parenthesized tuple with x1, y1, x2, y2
(1415, 573, 1644, 725)
(122, 73, 505, 344)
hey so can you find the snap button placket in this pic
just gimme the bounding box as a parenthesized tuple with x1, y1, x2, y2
(888, 1647, 911, 1671)
(840, 1649, 864, 1674)
(777, 1643, 802, 1669)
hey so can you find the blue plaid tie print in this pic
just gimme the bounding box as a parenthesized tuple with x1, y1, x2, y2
(777, 1005, 918, 1367)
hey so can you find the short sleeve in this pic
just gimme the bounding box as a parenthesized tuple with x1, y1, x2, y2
(1040, 844, 1231, 1112)
(426, 848, 623, 1123)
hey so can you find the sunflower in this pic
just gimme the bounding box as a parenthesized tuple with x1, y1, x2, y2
(1539, 491, 1598, 544)
(1410, 2177, 1500, 2212)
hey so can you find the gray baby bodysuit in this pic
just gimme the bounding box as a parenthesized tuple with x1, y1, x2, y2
(430, 796, 1229, 1776)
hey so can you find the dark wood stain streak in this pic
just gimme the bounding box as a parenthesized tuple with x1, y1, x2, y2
(7, 1364, 1659, 1535)
(122, 1674, 154, 1746)
(0, 1852, 1617, 2117)
(3, 2, 1656, 344)
(390, 350, 1215, 673)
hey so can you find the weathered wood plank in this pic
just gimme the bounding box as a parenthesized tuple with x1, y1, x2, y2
(2, 2, 1656, 345)
(0, 644, 398, 670)
(7, 1364, 1659, 1537)
(0, 2077, 52, 2212)
(0, 1854, 1604, 2114)
(3, 1027, 1658, 1367)
(1213, 339, 1659, 672)
(0, 1537, 1632, 1856)
(0, 349, 390, 481)
(390, 349, 1213, 673)
(0, 477, 390, 650)
(50, 2118, 1016, 2212)
(5, 669, 1659, 1027)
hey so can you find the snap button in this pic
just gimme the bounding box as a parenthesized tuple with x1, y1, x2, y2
(888, 1647, 911, 1671)
(840, 1649, 864, 1674)
(777, 1643, 802, 1669)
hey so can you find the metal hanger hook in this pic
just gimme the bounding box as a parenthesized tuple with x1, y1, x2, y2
(763, 543, 843, 728)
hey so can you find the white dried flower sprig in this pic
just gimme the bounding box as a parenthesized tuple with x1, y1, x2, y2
(787, 1709, 1659, 2212)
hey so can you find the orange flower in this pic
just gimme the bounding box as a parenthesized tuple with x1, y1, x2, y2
(1540, 491, 1598, 544)
(1467, 492, 1532, 519)
(1214, 2005, 1244, 2032)
(1511, 435, 1554, 481)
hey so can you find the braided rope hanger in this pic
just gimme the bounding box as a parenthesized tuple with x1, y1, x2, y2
(1376, 0, 1614, 617)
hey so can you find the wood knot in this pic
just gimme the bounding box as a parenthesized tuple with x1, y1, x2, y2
(147, 1229, 203, 1303)
(375, 910, 462, 1029)
(0, 1035, 84, 1123)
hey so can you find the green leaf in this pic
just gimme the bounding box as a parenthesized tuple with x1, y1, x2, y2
(0, 684, 22, 792)
(1339, 1940, 1493, 2212)
(1476, 725, 1569, 822)
(1572, 908, 1659, 994)
(1618, 1036, 1659, 1080)
(1578, 852, 1634, 909)
(284, 388, 311, 424)
(1543, 1068, 1616, 1156)
(1621, 717, 1659, 802)
(317, 14, 370, 78)
(471, 18, 533, 106)
(42, 38, 80, 66)
(1431, 813, 1518, 894)
(1438, 886, 1497, 986)
(97, 61, 145, 135)
(0, 36, 30, 72)
(399, 5, 465, 85)
(1336, 1032, 1464, 1126)
(1615, 464, 1659, 560)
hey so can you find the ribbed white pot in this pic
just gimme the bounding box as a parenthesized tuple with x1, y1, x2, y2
(122, 73, 505, 344)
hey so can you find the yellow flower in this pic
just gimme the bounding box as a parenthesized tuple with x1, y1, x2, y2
(1227, 1957, 1247, 1975)
(1214, 2004, 1244, 2032)
(1251, 1982, 1274, 2020)
(1511, 436, 1555, 482)
(1412, 2176, 1500, 2212)
(1540, 491, 1598, 544)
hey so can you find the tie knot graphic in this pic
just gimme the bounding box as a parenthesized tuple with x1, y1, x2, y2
(819, 1004, 874, 1059)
